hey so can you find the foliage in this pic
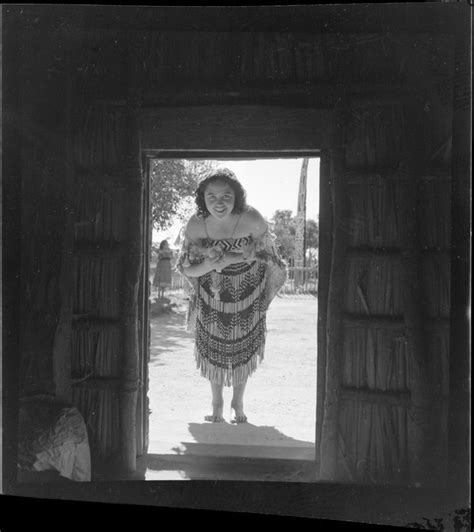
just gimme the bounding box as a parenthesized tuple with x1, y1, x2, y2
(150, 159, 217, 230)
(270, 209, 319, 265)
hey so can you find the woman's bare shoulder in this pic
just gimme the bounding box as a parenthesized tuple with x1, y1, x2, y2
(184, 214, 206, 241)
(241, 206, 268, 237)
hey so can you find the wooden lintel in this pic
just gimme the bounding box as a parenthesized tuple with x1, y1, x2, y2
(140, 105, 336, 151)
(88, 82, 426, 109)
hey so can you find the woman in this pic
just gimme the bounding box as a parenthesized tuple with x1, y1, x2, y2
(177, 168, 287, 423)
(153, 239, 173, 298)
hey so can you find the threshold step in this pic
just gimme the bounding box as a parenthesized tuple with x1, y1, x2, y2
(148, 440, 315, 460)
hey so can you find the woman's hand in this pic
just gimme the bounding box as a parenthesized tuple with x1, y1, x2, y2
(214, 252, 243, 272)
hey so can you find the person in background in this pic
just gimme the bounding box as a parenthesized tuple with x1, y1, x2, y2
(153, 239, 173, 298)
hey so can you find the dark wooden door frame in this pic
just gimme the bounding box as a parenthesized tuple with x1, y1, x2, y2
(142, 147, 323, 467)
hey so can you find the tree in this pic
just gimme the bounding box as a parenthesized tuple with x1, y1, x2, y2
(150, 159, 217, 230)
(270, 209, 319, 265)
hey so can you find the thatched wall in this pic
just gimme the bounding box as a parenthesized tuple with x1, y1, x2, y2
(69, 101, 140, 469)
(319, 89, 453, 484)
(8, 5, 463, 487)
(17, 20, 70, 397)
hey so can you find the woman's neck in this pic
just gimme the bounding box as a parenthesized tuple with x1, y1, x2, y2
(205, 213, 241, 240)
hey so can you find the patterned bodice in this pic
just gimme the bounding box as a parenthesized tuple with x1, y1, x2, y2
(201, 235, 253, 252)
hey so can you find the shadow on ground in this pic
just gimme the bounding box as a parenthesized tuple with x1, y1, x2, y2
(183, 421, 315, 449)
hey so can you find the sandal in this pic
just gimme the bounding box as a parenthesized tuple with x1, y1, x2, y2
(204, 415, 225, 423)
(231, 415, 248, 424)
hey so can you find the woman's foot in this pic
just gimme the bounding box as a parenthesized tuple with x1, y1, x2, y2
(230, 401, 248, 424)
(204, 401, 224, 423)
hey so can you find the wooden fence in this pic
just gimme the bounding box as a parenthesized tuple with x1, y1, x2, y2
(281, 266, 318, 295)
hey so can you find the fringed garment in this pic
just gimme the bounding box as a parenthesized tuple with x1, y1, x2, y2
(177, 230, 287, 386)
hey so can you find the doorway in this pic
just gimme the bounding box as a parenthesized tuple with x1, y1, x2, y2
(144, 155, 320, 481)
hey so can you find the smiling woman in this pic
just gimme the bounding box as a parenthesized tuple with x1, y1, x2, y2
(177, 167, 287, 424)
(204, 184, 235, 218)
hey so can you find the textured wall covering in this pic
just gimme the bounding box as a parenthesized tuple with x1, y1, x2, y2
(10, 5, 459, 487)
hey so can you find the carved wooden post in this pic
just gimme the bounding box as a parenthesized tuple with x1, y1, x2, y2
(294, 157, 309, 287)
(318, 106, 347, 480)
(316, 150, 332, 475)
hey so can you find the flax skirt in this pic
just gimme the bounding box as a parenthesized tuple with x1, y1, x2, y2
(192, 260, 268, 386)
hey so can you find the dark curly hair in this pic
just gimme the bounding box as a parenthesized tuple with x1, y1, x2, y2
(195, 168, 247, 218)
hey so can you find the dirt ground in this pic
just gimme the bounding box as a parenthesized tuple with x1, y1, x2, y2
(145, 290, 318, 480)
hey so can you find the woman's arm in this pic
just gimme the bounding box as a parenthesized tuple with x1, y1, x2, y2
(245, 206, 268, 239)
(183, 251, 248, 276)
(182, 256, 220, 277)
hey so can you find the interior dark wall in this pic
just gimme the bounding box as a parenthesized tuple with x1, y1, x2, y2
(2, 2, 470, 523)
(15, 13, 70, 395)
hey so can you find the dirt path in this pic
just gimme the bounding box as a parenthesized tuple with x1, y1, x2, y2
(147, 292, 318, 463)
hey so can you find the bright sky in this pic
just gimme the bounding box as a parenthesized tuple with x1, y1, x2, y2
(153, 157, 320, 246)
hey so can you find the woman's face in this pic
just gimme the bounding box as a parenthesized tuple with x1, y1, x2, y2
(204, 180, 236, 219)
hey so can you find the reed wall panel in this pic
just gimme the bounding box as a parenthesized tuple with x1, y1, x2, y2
(143, 31, 330, 88)
(74, 29, 126, 100)
(342, 328, 410, 392)
(69, 98, 127, 466)
(336, 84, 452, 485)
(428, 327, 450, 398)
(325, 33, 407, 84)
(345, 257, 404, 315)
(74, 183, 125, 242)
(73, 105, 126, 167)
(419, 180, 452, 250)
(72, 388, 121, 462)
(72, 30, 452, 99)
(344, 103, 406, 170)
(73, 256, 122, 317)
(345, 179, 405, 248)
(338, 401, 409, 484)
(422, 93, 454, 169)
(19, 85, 68, 395)
(71, 325, 122, 378)
(422, 255, 451, 318)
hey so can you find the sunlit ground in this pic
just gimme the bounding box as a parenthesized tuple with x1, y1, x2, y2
(145, 292, 318, 481)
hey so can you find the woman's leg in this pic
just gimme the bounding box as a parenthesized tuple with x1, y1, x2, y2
(204, 381, 224, 422)
(231, 380, 248, 423)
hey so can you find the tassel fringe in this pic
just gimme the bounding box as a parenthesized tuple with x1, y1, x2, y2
(195, 344, 264, 387)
